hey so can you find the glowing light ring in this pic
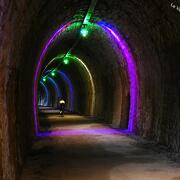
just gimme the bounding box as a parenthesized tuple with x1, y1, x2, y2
(38, 129, 130, 137)
(39, 81, 49, 106)
(41, 56, 62, 76)
(45, 70, 74, 112)
(72, 55, 95, 115)
(43, 54, 95, 116)
(34, 22, 72, 134)
(33, 21, 138, 136)
(47, 77, 61, 98)
(57, 71, 74, 112)
(97, 22, 138, 132)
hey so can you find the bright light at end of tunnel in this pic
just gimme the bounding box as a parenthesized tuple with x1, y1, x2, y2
(80, 28, 88, 37)
(63, 58, 69, 65)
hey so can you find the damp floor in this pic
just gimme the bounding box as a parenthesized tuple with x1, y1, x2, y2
(21, 114, 180, 180)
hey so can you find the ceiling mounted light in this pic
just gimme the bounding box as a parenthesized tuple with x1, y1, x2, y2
(43, 77, 47, 82)
(51, 71, 56, 76)
(63, 58, 69, 65)
(80, 27, 89, 37)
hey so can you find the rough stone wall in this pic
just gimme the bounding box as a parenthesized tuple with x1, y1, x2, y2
(0, 1, 44, 179)
(0, 0, 180, 179)
(0, 1, 88, 179)
(96, 0, 180, 151)
(1, 1, 16, 179)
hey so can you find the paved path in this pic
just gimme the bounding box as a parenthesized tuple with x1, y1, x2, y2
(21, 115, 180, 180)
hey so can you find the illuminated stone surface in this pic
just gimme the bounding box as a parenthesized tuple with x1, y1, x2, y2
(0, 1, 180, 179)
(21, 114, 180, 180)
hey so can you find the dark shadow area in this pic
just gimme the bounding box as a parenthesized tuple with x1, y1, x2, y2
(1, 0, 180, 179)
(39, 111, 104, 130)
(21, 125, 180, 180)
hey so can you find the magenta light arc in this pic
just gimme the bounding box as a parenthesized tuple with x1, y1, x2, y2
(39, 81, 49, 106)
(33, 22, 72, 135)
(97, 22, 138, 132)
(38, 129, 130, 137)
(33, 21, 138, 136)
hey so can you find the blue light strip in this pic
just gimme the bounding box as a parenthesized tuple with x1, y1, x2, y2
(45, 70, 74, 112)
(39, 81, 49, 106)
(56, 71, 74, 112)
(47, 77, 61, 98)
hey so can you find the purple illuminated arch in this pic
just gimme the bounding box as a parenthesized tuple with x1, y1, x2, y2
(33, 22, 72, 135)
(97, 22, 138, 132)
(33, 21, 138, 136)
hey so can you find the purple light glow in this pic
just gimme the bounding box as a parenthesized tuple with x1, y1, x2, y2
(98, 22, 138, 132)
(33, 21, 138, 136)
(57, 71, 74, 112)
(37, 128, 131, 137)
(33, 22, 72, 135)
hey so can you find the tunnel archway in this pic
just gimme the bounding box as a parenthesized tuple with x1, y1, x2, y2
(1, 1, 180, 179)
(42, 54, 96, 115)
(34, 20, 139, 136)
(44, 70, 74, 112)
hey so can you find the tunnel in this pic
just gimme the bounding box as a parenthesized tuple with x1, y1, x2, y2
(0, 0, 180, 179)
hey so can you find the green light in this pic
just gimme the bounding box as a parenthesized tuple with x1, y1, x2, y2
(51, 71, 55, 76)
(83, 13, 91, 24)
(66, 22, 81, 31)
(63, 58, 69, 65)
(80, 28, 88, 37)
(43, 77, 46, 82)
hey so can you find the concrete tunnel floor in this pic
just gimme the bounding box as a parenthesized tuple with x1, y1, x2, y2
(21, 113, 180, 180)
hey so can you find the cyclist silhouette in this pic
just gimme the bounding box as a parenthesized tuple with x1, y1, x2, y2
(59, 99, 65, 116)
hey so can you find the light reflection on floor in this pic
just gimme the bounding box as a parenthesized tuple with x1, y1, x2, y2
(38, 110, 130, 137)
(22, 118, 180, 180)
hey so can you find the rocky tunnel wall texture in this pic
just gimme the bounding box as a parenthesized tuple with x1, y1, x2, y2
(0, 0, 180, 179)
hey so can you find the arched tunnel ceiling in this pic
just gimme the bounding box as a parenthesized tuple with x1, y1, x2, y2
(40, 22, 124, 84)
(2, 0, 179, 128)
(35, 20, 135, 134)
(0, 1, 180, 179)
(37, 18, 131, 126)
(3, 0, 180, 135)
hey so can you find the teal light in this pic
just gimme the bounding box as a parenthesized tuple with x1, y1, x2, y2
(51, 71, 55, 76)
(63, 58, 69, 65)
(43, 77, 47, 82)
(83, 13, 91, 24)
(80, 28, 89, 37)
